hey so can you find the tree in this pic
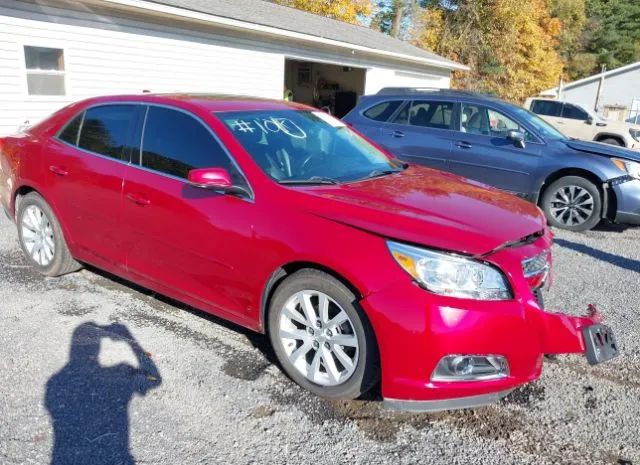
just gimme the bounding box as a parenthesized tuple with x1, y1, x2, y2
(272, 0, 372, 24)
(584, 0, 640, 71)
(413, 0, 563, 102)
(549, 0, 590, 80)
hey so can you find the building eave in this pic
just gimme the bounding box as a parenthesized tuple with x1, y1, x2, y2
(98, 0, 469, 72)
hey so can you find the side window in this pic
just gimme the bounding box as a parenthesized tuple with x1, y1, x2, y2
(460, 104, 490, 135)
(562, 104, 588, 120)
(390, 102, 410, 125)
(141, 106, 237, 181)
(531, 100, 562, 117)
(57, 112, 84, 145)
(408, 101, 453, 129)
(363, 101, 403, 122)
(78, 105, 137, 160)
(461, 104, 534, 140)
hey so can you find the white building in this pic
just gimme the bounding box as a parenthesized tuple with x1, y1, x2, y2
(0, 0, 467, 136)
(542, 61, 640, 123)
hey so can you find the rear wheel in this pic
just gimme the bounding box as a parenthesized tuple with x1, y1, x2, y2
(17, 192, 81, 277)
(541, 176, 602, 232)
(268, 269, 379, 399)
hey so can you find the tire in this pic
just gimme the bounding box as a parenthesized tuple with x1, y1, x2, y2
(599, 137, 623, 147)
(541, 176, 602, 232)
(268, 269, 379, 400)
(17, 192, 81, 277)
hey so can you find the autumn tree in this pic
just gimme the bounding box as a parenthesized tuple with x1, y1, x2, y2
(549, 0, 589, 80)
(272, 0, 372, 24)
(413, 0, 563, 102)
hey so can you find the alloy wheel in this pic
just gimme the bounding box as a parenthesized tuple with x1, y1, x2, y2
(21, 205, 56, 266)
(549, 185, 595, 227)
(278, 290, 359, 386)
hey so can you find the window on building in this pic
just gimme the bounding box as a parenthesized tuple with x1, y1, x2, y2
(24, 46, 66, 96)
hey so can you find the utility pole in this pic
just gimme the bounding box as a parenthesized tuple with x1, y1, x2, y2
(594, 64, 607, 113)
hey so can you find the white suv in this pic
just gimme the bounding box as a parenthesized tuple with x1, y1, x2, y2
(525, 98, 640, 150)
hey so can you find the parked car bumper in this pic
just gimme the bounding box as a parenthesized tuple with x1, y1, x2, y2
(361, 276, 609, 412)
(613, 178, 640, 225)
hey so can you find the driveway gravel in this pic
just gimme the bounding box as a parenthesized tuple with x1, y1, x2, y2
(0, 213, 638, 465)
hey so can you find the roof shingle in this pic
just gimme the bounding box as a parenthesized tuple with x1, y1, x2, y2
(145, 0, 465, 69)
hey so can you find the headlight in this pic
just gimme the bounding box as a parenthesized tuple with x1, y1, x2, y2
(612, 158, 640, 179)
(387, 241, 512, 300)
(629, 128, 640, 142)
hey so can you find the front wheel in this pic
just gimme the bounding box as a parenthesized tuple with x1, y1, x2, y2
(17, 192, 81, 276)
(541, 176, 602, 231)
(268, 269, 379, 400)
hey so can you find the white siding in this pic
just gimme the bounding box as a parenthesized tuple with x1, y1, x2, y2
(0, 1, 285, 135)
(365, 67, 450, 94)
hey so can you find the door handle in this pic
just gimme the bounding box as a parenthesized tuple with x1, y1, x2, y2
(456, 141, 473, 149)
(391, 130, 405, 138)
(126, 193, 151, 206)
(49, 165, 68, 176)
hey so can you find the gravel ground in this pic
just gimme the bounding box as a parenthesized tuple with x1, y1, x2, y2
(0, 212, 638, 465)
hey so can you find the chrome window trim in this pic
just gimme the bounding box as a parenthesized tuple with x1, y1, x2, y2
(51, 100, 254, 201)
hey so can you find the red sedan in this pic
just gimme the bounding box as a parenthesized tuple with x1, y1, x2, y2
(0, 94, 617, 411)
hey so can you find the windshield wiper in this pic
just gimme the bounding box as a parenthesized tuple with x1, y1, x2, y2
(278, 176, 340, 185)
(363, 167, 405, 180)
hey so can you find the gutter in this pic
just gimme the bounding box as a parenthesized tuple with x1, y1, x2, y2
(98, 0, 470, 72)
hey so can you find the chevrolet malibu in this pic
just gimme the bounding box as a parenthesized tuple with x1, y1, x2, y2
(0, 94, 618, 411)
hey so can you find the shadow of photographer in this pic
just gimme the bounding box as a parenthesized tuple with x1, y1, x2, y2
(45, 322, 161, 465)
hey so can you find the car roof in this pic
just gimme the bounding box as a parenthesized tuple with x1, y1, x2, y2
(373, 88, 506, 104)
(74, 93, 313, 113)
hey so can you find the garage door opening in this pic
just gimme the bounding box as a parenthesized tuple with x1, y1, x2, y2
(284, 59, 366, 118)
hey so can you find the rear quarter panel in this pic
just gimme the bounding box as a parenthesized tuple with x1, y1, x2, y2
(0, 134, 46, 218)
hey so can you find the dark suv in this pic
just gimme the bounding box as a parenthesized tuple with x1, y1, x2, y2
(343, 88, 640, 231)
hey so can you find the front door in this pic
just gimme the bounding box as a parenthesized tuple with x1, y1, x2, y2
(122, 105, 254, 319)
(44, 104, 141, 267)
(449, 103, 542, 199)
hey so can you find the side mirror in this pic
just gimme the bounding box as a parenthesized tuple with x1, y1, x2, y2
(188, 168, 251, 197)
(506, 130, 526, 149)
(586, 116, 594, 125)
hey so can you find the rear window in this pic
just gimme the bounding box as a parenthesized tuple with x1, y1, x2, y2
(363, 101, 403, 122)
(530, 100, 561, 117)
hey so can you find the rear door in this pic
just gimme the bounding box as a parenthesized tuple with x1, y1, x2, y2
(380, 99, 455, 171)
(44, 103, 141, 267)
(449, 102, 542, 199)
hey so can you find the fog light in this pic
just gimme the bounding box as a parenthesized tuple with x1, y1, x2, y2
(431, 355, 509, 382)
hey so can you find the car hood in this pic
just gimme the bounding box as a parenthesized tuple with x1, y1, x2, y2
(564, 139, 640, 162)
(293, 166, 546, 256)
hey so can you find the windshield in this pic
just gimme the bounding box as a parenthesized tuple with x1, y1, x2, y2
(218, 110, 403, 184)
(509, 105, 568, 141)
